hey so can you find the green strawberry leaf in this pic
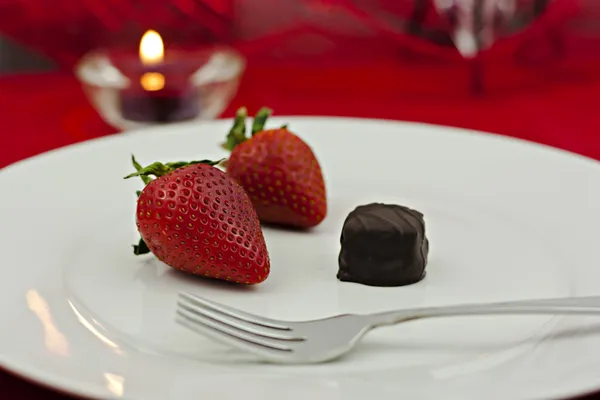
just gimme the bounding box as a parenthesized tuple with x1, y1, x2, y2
(125, 159, 225, 180)
(130, 155, 152, 255)
(165, 159, 225, 169)
(133, 237, 150, 255)
(124, 161, 173, 179)
(251, 107, 272, 135)
(131, 155, 152, 185)
(222, 107, 248, 151)
(128, 157, 226, 180)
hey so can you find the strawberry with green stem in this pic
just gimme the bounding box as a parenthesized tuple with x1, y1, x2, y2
(128, 156, 224, 255)
(124, 158, 270, 284)
(222, 107, 327, 229)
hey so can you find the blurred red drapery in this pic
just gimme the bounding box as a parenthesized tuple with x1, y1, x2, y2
(0, 0, 598, 95)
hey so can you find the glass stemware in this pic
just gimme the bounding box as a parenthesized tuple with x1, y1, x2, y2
(433, 0, 553, 92)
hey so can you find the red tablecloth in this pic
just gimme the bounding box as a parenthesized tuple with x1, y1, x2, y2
(1, 63, 600, 399)
(3, 62, 600, 169)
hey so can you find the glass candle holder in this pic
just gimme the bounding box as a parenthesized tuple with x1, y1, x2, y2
(75, 33, 245, 131)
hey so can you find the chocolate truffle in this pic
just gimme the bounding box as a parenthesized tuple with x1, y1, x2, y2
(337, 203, 429, 287)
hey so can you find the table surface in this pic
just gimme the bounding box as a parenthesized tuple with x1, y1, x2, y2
(1, 62, 600, 399)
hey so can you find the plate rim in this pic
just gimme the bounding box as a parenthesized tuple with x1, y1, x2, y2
(3, 116, 599, 174)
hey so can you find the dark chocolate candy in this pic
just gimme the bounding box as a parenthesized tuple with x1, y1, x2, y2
(337, 203, 429, 287)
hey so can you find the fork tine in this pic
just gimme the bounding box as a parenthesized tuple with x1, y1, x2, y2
(176, 304, 293, 355)
(175, 315, 291, 362)
(178, 291, 291, 330)
(177, 297, 305, 341)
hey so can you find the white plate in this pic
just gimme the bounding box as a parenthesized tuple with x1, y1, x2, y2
(2, 117, 600, 400)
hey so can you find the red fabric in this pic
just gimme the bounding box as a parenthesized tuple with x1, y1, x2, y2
(0, 0, 234, 66)
(2, 60, 600, 169)
(0, 0, 593, 68)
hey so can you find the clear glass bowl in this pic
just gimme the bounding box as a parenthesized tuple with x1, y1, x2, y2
(75, 46, 245, 131)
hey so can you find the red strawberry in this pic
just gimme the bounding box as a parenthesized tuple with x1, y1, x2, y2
(222, 107, 327, 229)
(124, 159, 270, 284)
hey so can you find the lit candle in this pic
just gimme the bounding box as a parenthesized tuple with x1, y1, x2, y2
(119, 30, 201, 124)
(139, 30, 166, 92)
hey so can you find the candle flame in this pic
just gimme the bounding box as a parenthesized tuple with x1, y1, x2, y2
(139, 30, 165, 91)
(139, 29, 164, 66)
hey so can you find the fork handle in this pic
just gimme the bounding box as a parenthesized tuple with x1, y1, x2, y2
(367, 296, 600, 327)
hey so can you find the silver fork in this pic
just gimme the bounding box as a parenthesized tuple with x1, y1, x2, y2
(175, 292, 600, 364)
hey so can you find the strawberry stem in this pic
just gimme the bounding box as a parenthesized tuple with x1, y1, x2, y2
(222, 107, 248, 151)
(251, 107, 272, 135)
